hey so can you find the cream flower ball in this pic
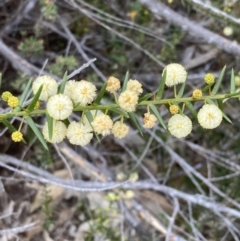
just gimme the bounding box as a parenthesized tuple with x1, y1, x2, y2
(42, 120, 67, 143)
(168, 114, 192, 138)
(81, 110, 103, 131)
(91, 114, 113, 136)
(164, 63, 187, 87)
(72, 80, 97, 105)
(118, 90, 139, 112)
(126, 79, 143, 96)
(67, 121, 93, 146)
(112, 121, 129, 139)
(63, 80, 78, 100)
(47, 94, 73, 120)
(106, 76, 121, 93)
(197, 104, 223, 129)
(143, 112, 157, 129)
(32, 75, 58, 101)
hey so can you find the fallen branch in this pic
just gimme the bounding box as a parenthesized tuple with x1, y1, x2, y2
(138, 0, 240, 56)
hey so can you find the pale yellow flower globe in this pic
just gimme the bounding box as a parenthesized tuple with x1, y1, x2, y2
(67, 121, 93, 146)
(81, 110, 103, 131)
(32, 75, 58, 101)
(168, 114, 192, 138)
(63, 80, 78, 100)
(72, 80, 97, 105)
(106, 76, 121, 93)
(197, 104, 222, 129)
(118, 90, 139, 112)
(112, 121, 129, 139)
(47, 94, 73, 120)
(127, 79, 143, 96)
(143, 112, 157, 129)
(42, 120, 67, 143)
(164, 63, 187, 87)
(91, 114, 113, 136)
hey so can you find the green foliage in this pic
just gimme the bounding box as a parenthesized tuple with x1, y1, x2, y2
(48, 55, 78, 76)
(40, 0, 58, 21)
(18, 37, 44, 56)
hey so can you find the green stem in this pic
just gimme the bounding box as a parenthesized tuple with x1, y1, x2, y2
(0, 92, 239, 120)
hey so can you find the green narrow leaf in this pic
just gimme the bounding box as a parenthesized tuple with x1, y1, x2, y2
(217, 99, 223, 111)
(1, 119, 27, 144)
(94, 81, 107, 105)
(138, 93, 153, 103)
(177, 81, 186, 97)
(230, 69, 236, 94)
(149, 104, 167, 130)
(201, 83, 213, 93)
(128, 112, 143, 136)
(1, 119, 17, 133)
(212, 65, 226, 95)
(25, 116, 48, 150)
(84, 111, 101, 142)
(27, 85, 43, 112)
(122, 71, 129, 92)
(206, 99, 215, 105)
(222, 112, 232, 124)
(46, 113, 53, 141)
(156, 69, 166, 100)
(19, 77, 33, 105)
(185, 101, 198, 119)
(59, 71, 68, 94)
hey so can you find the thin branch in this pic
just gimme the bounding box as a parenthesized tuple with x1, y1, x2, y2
(138, 0, 240, 56)
(2, 158, 240, 220)
(184, 0, 240, 26)
(0, 222, 39, 235)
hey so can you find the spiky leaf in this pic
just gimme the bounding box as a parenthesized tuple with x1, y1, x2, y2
(128, 112, 143, 136)
(27, 84, 43, 112)
(84, 111, 100, 142)
(19, 77, 33, 105)
(230, 69, 236, 94)
(46, 113, 53, 141)
(138, 93, 153, 103)
(122, 71, 129, 92)
(212, 65, 226, 95)
(156, 69, 166, 100)
(149, 104, 167, 130)
(25, 116, 48, 150)
(185, 101, 197, 119)
(94, 81, 107, 105)
(177, 81, 186, 97)
(59, 71, 68, 94)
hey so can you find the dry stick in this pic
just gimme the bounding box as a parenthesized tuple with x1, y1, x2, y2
(2, 158, 240, 219)
(66, 0, 165, 67)
(58, 16, 106, 81)
(154, 133, 240, 210)
(0, 0, 38, 35)
(138, 0, 240, 56)
(165, 198, 180, 241)
(75, 0, 167, 44)
(184, 0, 240, 26)
(0, 222, 39, 235)
(0, 39, 42, 75)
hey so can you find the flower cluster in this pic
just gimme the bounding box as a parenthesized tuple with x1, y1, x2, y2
(31, 75, 148, 145)
(1, 62, 234, 146)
